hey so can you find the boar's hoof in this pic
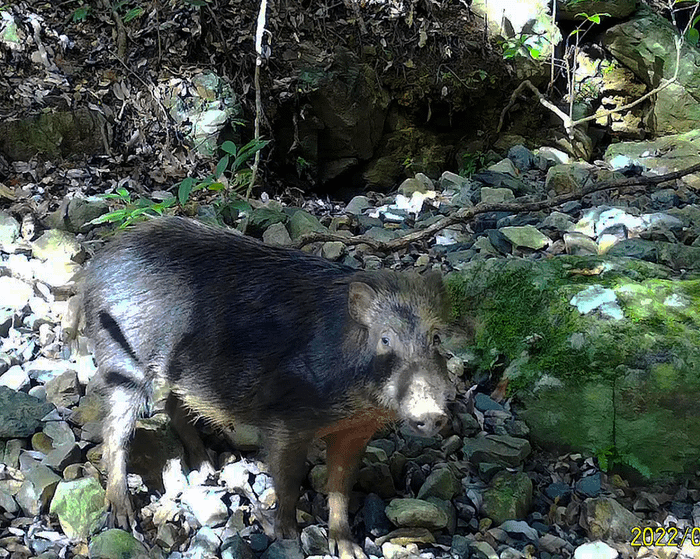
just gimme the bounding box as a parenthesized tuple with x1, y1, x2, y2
(329, 529, 367, 559)
(105, 492, 135, 531)
(273, 519, 300, 541)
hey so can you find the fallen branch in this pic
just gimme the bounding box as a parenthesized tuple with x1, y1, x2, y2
(295, 162, 700, 251)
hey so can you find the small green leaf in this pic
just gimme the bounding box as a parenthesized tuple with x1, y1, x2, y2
(123, 7, 144, 23)
(89, 210, 128, 225)
(72, 6, 90, 21)
(227, 199, 252, 214)
(178, 177, 195, 205)
(207, 182, 226, 191)
(221, 140, 238, 155)
(686, 28, 699, 46)
(215, 154, 230, 178)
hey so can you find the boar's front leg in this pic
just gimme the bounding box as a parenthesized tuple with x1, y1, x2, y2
(324, 418, 385, 559)
(265, 427, 315, 539)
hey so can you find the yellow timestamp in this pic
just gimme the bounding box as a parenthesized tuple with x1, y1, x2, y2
(631, 526, 700, 547)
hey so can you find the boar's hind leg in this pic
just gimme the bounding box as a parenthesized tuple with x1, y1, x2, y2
(165, 393, 215, 478)
(100, 375, 147, 530)
(325, 422, 381, 559)
(265, 427, 315, 540)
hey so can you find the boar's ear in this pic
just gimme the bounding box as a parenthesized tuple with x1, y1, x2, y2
(348, 282, 377, 325)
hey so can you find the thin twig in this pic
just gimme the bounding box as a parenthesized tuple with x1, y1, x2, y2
(249, 0, 268, 198)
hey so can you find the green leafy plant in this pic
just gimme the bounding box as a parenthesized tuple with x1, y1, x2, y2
(114, 1, 144, 23)
(594, 444, 652, 479)
(89, 187, 176, 229)
(72, 5, 90, 21)
(176, 138, 269, 206)
(685, 13, 700, 46)
(459, 151, 487, 177)
(499, 34, 544, 60)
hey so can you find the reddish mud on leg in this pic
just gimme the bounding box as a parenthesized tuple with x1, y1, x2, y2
(320, 411, 394, 559)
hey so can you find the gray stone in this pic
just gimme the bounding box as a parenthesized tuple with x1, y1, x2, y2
(0, 365, 30, 391)
(563, 232, 599, 255)
(15, 463, 61, 516)
(0, 211, 21, 250)
(604, 8, 700, 135)
(580, 497, 639, 541)
(500, 226, 550, 250)
(0, 277, 32, 311)
(301, 525, 329, 556)
(363, 493, 392, 537)
(364, 226, 398, 243)
(181, 486, 228, 527)
(358, 463, 395, 499)
(185, 526, 221, 559)
(545, 163, 594, 195)
(260, 539, 304, 559)
(470, 540, 499, 559)
(24, 357, 78, 384)
(49, 477, 106, 540)
(462, 434, 531, 468)
(321, 241, 345, 261)
(44, 369, 81, 408)
(43, 442, 81, 471)
(2, 438, 24, 468)
(345, 195, 371, 215)
(262, 221, 292, 246)
(247, 207, 287, 236)
(0, 486, 18, 514)
(482, 471, 533, 525)
(499, 519, 538, 541)
(536, 146, 570, 167)
(398, 174, 433, 196)
(488, 158, 519, 176)
(507, 145, 534, 171)
(439, 171, 471, 191)
(479, 187, 515, 204)
(605, 130, 700, 190)
(287, 210, 327, 241)
(31, 229, 84, 263)
(45, 196, 109, 233)
(385, 498, 449, 529)
(417, 468, 462, 500)
(0, 385, 54, 438)
(575, 472, 602, 498)
(222, 534, 254, 559)
(542, 211, 574, 231)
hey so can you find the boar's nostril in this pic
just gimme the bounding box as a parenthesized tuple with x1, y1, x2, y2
(409, 412, 447, 436)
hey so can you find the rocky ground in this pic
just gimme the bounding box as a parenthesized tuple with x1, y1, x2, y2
(2, 142, 700, 559)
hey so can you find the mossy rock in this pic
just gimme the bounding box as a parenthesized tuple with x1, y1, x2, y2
(446, 256, 700, 479)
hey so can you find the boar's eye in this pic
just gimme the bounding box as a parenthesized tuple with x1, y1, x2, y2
(432, 333, 442, 346)
(381, 334, 391, 347)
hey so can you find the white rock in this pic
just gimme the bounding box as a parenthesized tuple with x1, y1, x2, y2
(574, 541, 618, 559)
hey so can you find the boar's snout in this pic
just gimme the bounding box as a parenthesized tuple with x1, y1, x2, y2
(405, 410, 448, 437)
(393, 364, 452, 438)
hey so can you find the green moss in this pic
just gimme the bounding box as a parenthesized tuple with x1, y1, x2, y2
(448, 257, 700, 478)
